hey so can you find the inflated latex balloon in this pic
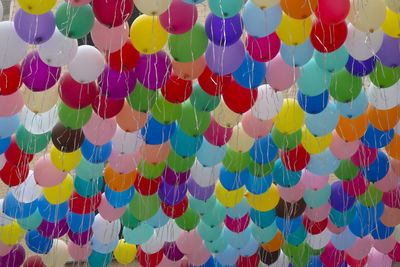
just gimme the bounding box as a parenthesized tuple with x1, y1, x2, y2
(98, 66, 136, 99)
(58, 73, 97, 109)
(55, 3, 95, 39)
(58, 102, 92, 130)
(316, 0, 350, 24)
(276, 14, 312, 46)
(297, 59, 331, 96)
(246, 33, 280, 62)
(305, 102, 339, 137)
(16, 126, 51, 154)
(273, 99, 305, 134)
(243, 1, 282, 38)
(208, 0, 243, 18)
(329, 69, 362, 103)
(205, 13, 242, 46)
(34, 154, 67, 187)
(314, 45, 349, 73)
(311, 20, 348, 53)
(205, 40, 245, 76)
(50, 145, 82, 171)
(20, 105, 57, 135)
(348, 0, 387, 33)
(42, 239, 69, 267)
(223, 80, 258, 114)
(92, 215, 121, 244)
(251, 84, 284, 121)
(114, 240, 137, 265)
(246, 184, 280, 212)
(281, 0, 317, 19)
(266, 54, 299, 91)
(172, 56, 206, 81)
(68, 242, 91, 261)
(17, 0, 56, 15)
(336, 89, 368, 118)
(91, 20, 130, 53)
(382, 8, 400, 38)
(22, 85, 59, 113)
(367, 105, 400, 131)
(68, 45, 105, 83)
(92, 0, 134, 27)
(43, 174, 73, 204)
(135, 52, 171, 90)
(280, 38, 314, 67)
(345, 24, 384, 61)
(376, 34, 400, 67)
(346, 56, 376, 77)
(0, 22, 28, 69)
(107, 40, 140, 71)
(367, 82, 399, 110)
(160, 0, 197, 34)
(0, 64, 21, 96)
(135, 0, 171, 15)
(370, 61, 400, 88)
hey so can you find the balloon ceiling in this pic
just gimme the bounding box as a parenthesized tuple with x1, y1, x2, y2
(0, 0, 399, 266)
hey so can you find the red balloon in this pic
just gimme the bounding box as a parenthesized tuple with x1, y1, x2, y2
(310, 20, 348, 53)
(92, 94, 124, 119)
(161, 73, 193, 103)
(222, 80, 258, 114)
(107, 40, 140, 71)
(0, 64, 22, 96)
(303, 216, 328, 235)
(161, 196, 188, 219)
(5, 136, 34, 166)
(23, 256, 46, 267)
(0, 160, 29, 186)
(59, 73, 98, 109)
(315, 0, 350, 25)
(344, 253, 368, 267)
(320, 242, 346, 267)
(134, 175, 162, 196)
(281, 145, 310, 171)
(237, 253, 260, 267)
(137, 247, 164, 267)
(92, 0, 134, 27)
(69, 191, 102, 214)
(198, 66, 231, 96)
(389, 242, 400, 262)
(246, 33, 280, 62)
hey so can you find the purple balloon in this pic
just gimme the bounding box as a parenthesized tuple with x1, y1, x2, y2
(158, 180, 188, 206)
(163, 242, 184, 261)
(187, 177, 215, 201)
(0, 245, 25, 267)
(205, 13, 243, 46)
(21, 51, 61, 91)
(205, 40, 245, 75)
(376, 34, 400, 67)
(136, 51, 171, 90)
(14, 9, 55, 44)
(37, 218, 69, 238)
(329, 181, 356, 212)
(345, 56, 376, 77)
(68, 228, 93, 246)
(163, 167, 190, 185)
(98, 66, 136, 99)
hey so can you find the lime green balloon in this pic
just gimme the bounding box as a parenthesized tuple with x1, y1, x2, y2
(56, 3, 95, 39)
(129, 193, 160, 221)
(209, 0, 244, 18)
(370, 62, 400, 88)
(167, 148, 196, 172)
(151, 93, 182, 124)
(329, 69, 362, 102)
(175, 207, 200, 231)
(178, 101, 211, 137)
(334, 159, 359, 181)
(190, 83, 221, 112)
(222, 148, 250, 172)
(15, 126, 51, 154)
(248, 158, 274, 177)
(357, 184, 383, 207)
(168, 23, 208, 62)
(281, 242, 311, 267)
(17, 209, 42, 230)
(58, 102, 92, 130)
(189, 195, 216, 215)
(121, 210, 141, 229)
(137, 160, 166, 179)
(271, 126, 302, 150)
(127, 82, 156, 112)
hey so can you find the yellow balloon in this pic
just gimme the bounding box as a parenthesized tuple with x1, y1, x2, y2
(382, 8, 400, 38)
(301, 127, 332, 155)
(0, 221, 25, 245)
(22, 85, 59, 114)
(273, 98, 305, 134)
(228, 123, 255, 153)
(50, 146, 82, 171)
(349, 0, 387, 32)
(246, 184, 279, 212)
(251, 0, 280, 9)
(114, 239, 137, 265)
(130, 15, 168, 54)
(213, 100, 242, 128)
(276, 14, 312, 45)
(17, 0, 57, 15)
(215, 182, 244, 208)
(134, 0, 171, 16)
(43, 174, 73, 204)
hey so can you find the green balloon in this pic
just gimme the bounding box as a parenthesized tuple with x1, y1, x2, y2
(197, 221, 223, 242)
(209, 0, 244, 18)
(167, 148, 195, 173)
(357, 184, 383, 207)
(178, 101, 211, 137)
(271, 126, 302, 150)
(248, 158, 274, 177)
(281, 242, 311, 267)
(58, 102, 92, 130)
(129, 193, 160, 221)
(334, 159, 359, 181)
(137, 160, 166, 179)
(121, 210, 141, 229)
(175, 207, 200, 231)
(370, 62, 400, 88)
(17, 209, 42, 230)
(15, 126, 51, 154)
(56, 3, 94, 39)
(168, 23, 208, 62)
(127, 82, 156, 112)
(329, 69, 362, 102)
(190, 83, 221, 112)
(222, 148, 250, 172)
(189, 195, 216, 215)
(151, 93, 182, 124)
(201, 202, 226, 227)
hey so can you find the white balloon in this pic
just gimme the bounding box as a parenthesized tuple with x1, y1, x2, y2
(20, 105, 58, 134)
(0, 154, 5, 170)
(0, 1, 3, 21)
(0, 199, 14, 226)
(112, 126, 144, 154)
(140, 232, 165, 254)
(348, 0, 387, 33)
(68, 45, 105, 83)
(306, 228, 332, 250)
(39, 28, 78, 67)
(134, 0, 171, 15)
(345, 24, 384, 61)
(190, 160, 220, 187)
(0, 21, 28, 69)
(42, 239, 69, 267)
(10, 171, 42, 203)
(367, 82, 400, 110)
(251, 84, 284, 121)
(92, 214, 121, 244)
(155, 219, 181, 242)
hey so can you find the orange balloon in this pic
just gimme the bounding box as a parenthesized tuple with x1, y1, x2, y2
(381, 206, 400, 227)
(116, 101, 148, 132)
(140, 142, 170, 164)
(280, 0, 318, 19)
(367, 105, 400, 132)
(104, 165, 137, 192)
(335, 113, 368, 142)
(386, 134, 400, 160)
(172, 56, 206, 81)
(261, 230, 284, 252)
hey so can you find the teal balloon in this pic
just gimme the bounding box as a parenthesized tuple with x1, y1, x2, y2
(305, 102, 339, 136)
(280, 38, 314, 67)
(329, 205, 356, 228)
(74, 176, 104, 198)
(201, 201, 227, 227)
(298, 59, 332, 96)
(146, 208, 169, 228)
(204, 235, 228, 254)
(314, 45, 349, 73)
(272, 159, 301, 187)
(170, 126, 203, 157)
(336, 89, 368, 118)
(17, 209, 42, 230)
(197, 221, 223, 242)
(123, 224, 154, 245)
(190, 83, 221, 112)
(76, 159, 104, 180)
(307, 149, 340, 176)
(226, 199, 250, 219)
(208, 0, 244, 18)
(250, 208, 276, 228)
(189, 195, 216, 215)
(224, 227, 251, 249)
(303, 183, 331, 208)
(88, 251, 112, 267)
(251, 222, 277, 244)
(286, 224, 307, 246)
(196, 139, 226, 166)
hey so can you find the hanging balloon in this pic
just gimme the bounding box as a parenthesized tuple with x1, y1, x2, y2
(273, 98, 305, 134)
(367, 105, 400, 132)
(271, 126, 302, 151)
(135, 52, 172, 90)
(297, 89, 329, 114)
(345, 56, 376, 77)
(276, 14, 312, 46)
(281, 0, 317, 19)
(198, 66, 231, 96)
(348, 0, 387, 33)
(369, 61, 400, 88)
(314, 45, 349, 73)
(127, 82, 156, 112)
(329, 69, 362, 102)
(0, 64, 21, 96)
(0, 22, 28, 69)
(15, 126, 51, 154)
(382, 7, 400, 38)
(315, 0, 350, 24)
(22, 85, 58, 114)
(345, 24, 384, 61)
(68, 45, 105, 84)
(177, 101, 210, 136)
(246, 33, 280, 62)
(134, 0, 171, 15)
(172, 56, 206, 81)
(107, 40, 140, 71)
(223, 80, 258, 114)
(92, 94, 124, 119)
(280, 38, 314, 67)
(376, 34, 400, 67)
(305, 102, 339, 136)
(159, 0, 197, 34)
(55, 3, 95, 39)
(91, 20, 130, 53)
(92, 0, 133, 27)
(190, 83, 220, 112)
(205, 13, 242, 46)
(361, 124, 394, 149)
(17, 0, 56, 15)
(205, 40, 245, 76)
(98, 66, 136, 100)
(298, 59, 331, 96)
(161, 74, 192, 104)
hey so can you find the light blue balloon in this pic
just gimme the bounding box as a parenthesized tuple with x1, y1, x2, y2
(286, 224, 307, 246)
(208, 0, 244, 18)
(307, 149, 340, 176)
(74, 176, 104, 198)
(215, 245, 240, 266)
(305, 102, 339, 136)
(243, 1, 282, 38)
(204, 235, 228, 254)
(76, 158, 104, 181)
(281, 39, 314, 67)
(170, 126, 203, 157)
(104, 185, 134, 208)
(197, 221, 223, 242)
(189, 195, 216, 215)
(17, 209, 43, 230)
(314, 45, 349, 73)
(201, 201, 227, 227)
(88, 251, 113, 267)
(146, 207, 169, 228)
(197, 138, 226, 166)
(91, 236, 119, 254)
(331, 227, 356, 250)
(226, 198, 250, 219)
(224, 227, 251, 249)
(238, 236, 259, 256)
(0, 114, 19, 138)
(251, 221, 277, 243)
(123, 224, 153, 245)
(336, 89, 368, 118)
(303, 183, 331, 208)
(298, 59, 332, 97)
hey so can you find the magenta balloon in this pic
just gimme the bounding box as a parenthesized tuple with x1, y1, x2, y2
(203, 117, 233, 146)
(160, 0, 198, 34)
(205, 13, 243, 46)
(342, 172, 369, 197)
(376, 34, 400, 67)
(224, 213, 250, 233)
(187, 177, 215, 201)
(98, 66, 136, 99)
(351, 144, 378, 167)
(163, 167, 190, 185)
(21, 51, 61, 91)
(14, 9, 55, 44)
(37, 218, 69, 239)
(163, 242, 184, 261)
(0, 245, 25, 267)
(205, 40, 245, 75)
(136, 51, 172, 90)
(246, 33, 280, 62)
(68, 229, 93, 246)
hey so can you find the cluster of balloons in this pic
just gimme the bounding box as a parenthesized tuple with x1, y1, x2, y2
(0, 0, 399, 266)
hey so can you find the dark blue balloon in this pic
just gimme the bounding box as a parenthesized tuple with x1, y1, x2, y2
(38, 196, 68, 223)
(170, 126, 203, 157)
(141, 116, 176, 145)
(25, 230, 53, 254)
(245, 173, 272, 195)
(272, 159, 301, 188)
(307, 256, 323, 267)
(0, 136, 11, 154)
(297, 89, 329, 114)
(276, 216, 302, 236)
(233, 53, 266, 89)
(219, 167, 248, 190)
(329, 181, 356, 212)
(74, 176, 104, 198)
(81, 139, 112, 163)
(362, 151, 389, 183)
(104, 185, 134, 208)
(67, 211, 95, 233)
(371, 219, 395, 240)
(361, 124, 394, 149)
(3, 192, 37, 219)
(249, 208, 276, 228)
(345, 56, 376, 77)
(249, 134, 278, 164)
(205, 13, 243, 46)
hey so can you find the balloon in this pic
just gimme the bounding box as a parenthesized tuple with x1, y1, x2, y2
(129, 192, 160, 221)
(370, 61, 400, 88)
(50, 144, 82, 171)
(172, 56, 206, 81)
(272, 159, 302, 187)
(159, 0, 197, 34)
(0, 114, 19, 138)
(348, 0, 387, 33)
(205, 40, 245, 76)
(198, 66, 231, 96)
(55, 3, 95, 39)
(367, 105, 400, 131)
(247, 33, 280, 63)
(0, 244, 25, 267)
(298, 59, 331, 97)
(91, 20, 130, 53)
(38, 197, 67, 223)
(114, 240, 137, 265)
(243, 1, 282, 38)
(305, 102, 339, 136)
(11, 172, 41, 204)
(233, 53, 266, 89)
(92, 94, 124, 119)
(134, 0, 171, 15)
(23, 255, 46, 267)
(0, 22, 28, 69)
(116, 102, 148, 132)
(367, 82, 399, 110)
(0, 137, 10, 154)
(242, 112, 273, 139)
(281, 0, 317, 19)
(34, 154, 67, 187)
(42, 239, 68, 267)
(17, 0, 56, 15)
(68, 242, 91, 261)
(190, 83, 220, 112)
(92, 0, 133, 27)
(376, 34, 400, 67)
(345, 24, 384, 61)
(336, 89, 368, 119)
(25, 230, 53, 254)
(314, 45, 349, 73)
(382, 7, 400, 38)
(266, 54, 299, 91)
(0, 161, 29, 187)
(208, 0, 243, 18)
(88, 251, 113, 267)
(161, 74, 192, 104)
(68, 45, 104, 84)
(43, 174, 73, 204)
(205, 13, 242, 47)
(361, 124, 394, 149)
(273, 99, 305, 134)
(297, 89, 329, 115)
(19, 105, 57, 135)
(281, 145, 310, 172)
(215, 182, 244, 208)
(92, 214, 121, 245)
(346, 56, 376, 77)
(331, 227, 356, 250)
(361, 150, 389, 182)
(249, 134, 278, 164)
(135, 52, 171, 90)
(329, 68, 363, 102)
(280, 38, 314, 67)
(178, 101, 211, 136)
(66, 0, 93, 6)
(15, 126, 51, 154)
(276, 14, 312, 46)
(107, 40, 140, 71)
(271, 126, 302, 151)
(22, 85, 58, 114)
(246, 184, 279, 212)
(330, 131, 360, 160)
(0, 64, 21, 96)
(98, 67, 135, 100)
(315, 0, 350, 24)
(196, 140, 226, 167)
(307, 149, 340, 176)
(311, 20, 348, 53)
(58, 104, 92, 131)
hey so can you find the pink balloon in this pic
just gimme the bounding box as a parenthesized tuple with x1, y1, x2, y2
(108, 149, 140, 174)
(351, 144, 378, 167)
(391, 158, 400, 176)
(186, 245, 211, 266)
(346, 236, 373, 260)
(329, 131, 360, 160)
(0, 241, 12, 256)
(0, 90, 24, 116)
(68, 242, 92, 261)
(175, 230, 203, 255)
(278, 181, 305, 203)
(65, 0, 92, 6)
(265, 54, 299, 91)
(97, 193, 126, 221)
(342, 172, 369, 197)
(204, 117, 233, 146)
(91, 20, 129, 53)
(301, 170, 329, 190)
(83, 113, 117, 146)
(34, 154, 67, 187)
(374, 235, 396, 254)
(241, 111, 273, 139)
(140, 142, 170, 164)
(160, 0, 198, 34)
(158, 257, 182, 267)
(368, 248, 393, 267)
(374, 169, 398, 193)
(327, 220, 346, 234)
(304, 203, 331, 222)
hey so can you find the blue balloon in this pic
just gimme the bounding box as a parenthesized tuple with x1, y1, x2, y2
(141, 116, 176, 145)
(123, 224, 153, 245)
(336, 89, 368, 118)
(348, 202, 383, 237)
(219, 167, 248, 190)
(223, 227, 251, 249)
(25, 230, 53, 254)
(297, 59, 332, 97)
(249, 134, 278, 164)
(329, 205, 356, 228)
(272, 159, 301, 187)
(76, 158, 104, 180)
(307, 256, 323, 267)
(305, 102, 339, 136)
(245, 173, 272, 195)
(361, 124, 394, 149)
(74, 176, 104, 198)
(91, 236, 119, 254)
(371, 219, 394, 240)
(197, 256, 215, 267)
(67, 212, 95, 233)
(81, 139, 112, 163)
(249, 208, 276, 228)
(238, 236, 259, 256)
(286, 223, 307, 246)
(362, 151, 389, 183)
(331, 227, 356, 250)
(297, 89, 329, 114)
(3, 192, 37, 219)
(88, 250, 113, 267)
(0, 136, 11, 154)
(104, 185, 134, 208)
(226, 198, 250, 219)
(251, 221, 277, 244)
(346, 56, 376, 77)
(276, 216, 302, 235)
(281, 38, 314, 67)
(307, 149, 340, 176)
(243, 1, 282, 38)
(37, 196, 68, 223)
(196, 139, 226, 166)
(170, 126, 203, 157)
(0, 114, 19, 138)
(146, 207, 169, 228)
(233, 53, 266, 89)
(215, 245, 240, 266)
(314, 45, 349, 73)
